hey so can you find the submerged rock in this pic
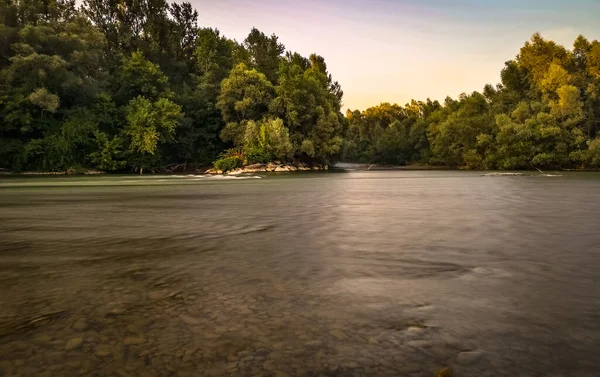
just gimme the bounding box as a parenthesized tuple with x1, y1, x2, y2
(65, 338, 83, 351)
(94, 344, 112, 357)
(436, 367, 453, 377)
(456, 350, 484, 364)
(122, 336, 145, 345)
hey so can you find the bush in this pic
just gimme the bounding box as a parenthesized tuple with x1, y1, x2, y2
(246, 147, 272, 164)
(213, 156, 243, 172)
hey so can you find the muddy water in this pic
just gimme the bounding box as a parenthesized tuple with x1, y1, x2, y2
(1, 171, 599, 377)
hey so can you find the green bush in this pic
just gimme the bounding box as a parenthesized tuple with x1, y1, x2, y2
(245, 147, 272, 164)
(214, 156, 243, 172)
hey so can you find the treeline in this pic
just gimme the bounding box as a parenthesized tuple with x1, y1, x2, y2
(344, 33, 600, 169)
(0, 0, 343, 172)
(2, 0, 600, 172)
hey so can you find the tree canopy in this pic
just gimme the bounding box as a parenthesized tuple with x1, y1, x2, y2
(343, 33, 600, 170)
(1, 2, 600, 172)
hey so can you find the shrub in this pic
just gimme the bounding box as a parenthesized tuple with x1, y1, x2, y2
(214, 156, 243, 172)
(245, 147, 272, 164)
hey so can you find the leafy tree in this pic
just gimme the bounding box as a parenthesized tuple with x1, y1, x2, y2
(124, 96, 182, 156)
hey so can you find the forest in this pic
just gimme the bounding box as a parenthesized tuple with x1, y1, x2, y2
(1, 0, 600, 172)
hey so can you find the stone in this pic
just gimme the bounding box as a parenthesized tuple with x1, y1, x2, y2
(287, 165, 298, 171)
(180, 315, 201, 326)
(329, 329, 347, 340)
(312, 166, 320, 170)
(65, 338, 83, 351)
(436, 367, 453, 377)
(263, 360, 276, 371)
(94, 344, 112, 357)
(274, 166, 289, 172)
(456, 350, 484, 364)
(148, 291, 166, 300)
(246, 163, 265, 169)
(73, 320, 88, 331)
(115, 369, 135, 377)
(67, 360, 82, 369)
(0, 360, 13, 374)
(123, 336, 145, 345)
(33, 334, 53, 345)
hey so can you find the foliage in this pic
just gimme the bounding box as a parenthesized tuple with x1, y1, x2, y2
(345, 33, 600, 170)
(2, 0, 600, 172)
(213, 156, 243, 172)
(245, 146, 272, 164)
(124, 96, 182, 156)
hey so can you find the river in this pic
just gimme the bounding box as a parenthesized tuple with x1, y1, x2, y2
(1, 171, 599, 377)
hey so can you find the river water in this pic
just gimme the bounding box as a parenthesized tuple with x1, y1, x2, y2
(0, 171, 599, 377)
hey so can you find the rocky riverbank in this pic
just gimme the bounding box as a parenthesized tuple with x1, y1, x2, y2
(205, 162, 328, 175)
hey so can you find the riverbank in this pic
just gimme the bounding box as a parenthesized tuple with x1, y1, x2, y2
(205, 162, 328, 175)
(1, 163, 596, 176)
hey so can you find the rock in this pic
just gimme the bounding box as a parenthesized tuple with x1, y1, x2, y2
(436, 367, 453, 377)
(33, 334, 53, 345)
(122, 337, 145, 345)
(65, 338, 83, 351)
(323, 165, 329, 170)
(73, 320, 88, 331)
(287, 165, 297, 171)
(329, 329, 347, 340)
(106, 308, 126, 316)
(67, 360, 82, 369)
(312, 166, 320, 170)
(204, 169, 216, 174)
(456, 350, 484, 364)
(274, 166, 289, 172)
(298, 166, 311, 171)
(341, 361, 359, 368)
(266, 163, 278, 171)
(115, 369, 134, 377)
(180, 315, 201, 326)
(94, 344, 112, 357)
(246, 163, 265, 170)
(147, 290, 166, 300)
(227, 169, 243, 175)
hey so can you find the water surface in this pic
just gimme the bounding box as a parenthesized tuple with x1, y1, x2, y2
(1, 171, 599, 377)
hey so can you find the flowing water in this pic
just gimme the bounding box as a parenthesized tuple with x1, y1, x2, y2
(0, 171, 599, 377)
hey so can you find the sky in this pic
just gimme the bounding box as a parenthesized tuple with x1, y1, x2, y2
(191, 0, 600, 111)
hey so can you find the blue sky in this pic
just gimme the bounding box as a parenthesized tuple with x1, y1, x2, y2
(191, 0, 600, 110)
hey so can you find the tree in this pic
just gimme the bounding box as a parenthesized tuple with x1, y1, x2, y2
(244, 27, 284, 84)
(124, 96, 181, 155)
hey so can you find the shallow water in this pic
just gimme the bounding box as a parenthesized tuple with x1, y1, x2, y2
(1, 171, 599, 377)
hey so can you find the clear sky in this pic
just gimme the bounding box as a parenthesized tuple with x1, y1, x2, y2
(191, 0, 600, 111)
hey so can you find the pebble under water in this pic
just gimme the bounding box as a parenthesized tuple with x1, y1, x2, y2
(1, 171, 599, 377)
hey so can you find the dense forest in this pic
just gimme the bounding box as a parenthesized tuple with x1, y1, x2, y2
(1, 0, 600, 172)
